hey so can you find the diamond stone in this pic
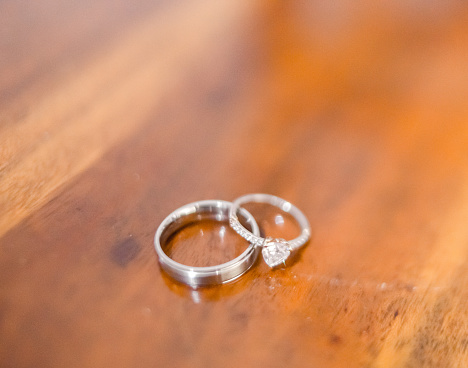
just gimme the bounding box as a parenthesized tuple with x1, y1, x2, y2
(262, 239, 291, 267)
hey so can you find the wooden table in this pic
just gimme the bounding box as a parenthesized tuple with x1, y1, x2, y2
(1, 1, 468, 367)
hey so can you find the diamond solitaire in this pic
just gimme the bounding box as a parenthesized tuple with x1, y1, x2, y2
(262, 238, 292, 267)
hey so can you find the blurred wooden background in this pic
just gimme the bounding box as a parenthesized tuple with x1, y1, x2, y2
(1, 0, 468, 367)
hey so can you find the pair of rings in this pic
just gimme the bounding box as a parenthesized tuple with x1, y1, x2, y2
(154, 194, 311, 287)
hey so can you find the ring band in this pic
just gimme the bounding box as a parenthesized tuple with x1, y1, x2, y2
(154, 200, 260, 287)
(229, 193, 311, 267)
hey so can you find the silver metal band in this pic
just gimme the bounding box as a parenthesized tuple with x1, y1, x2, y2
(229, 193, 311, 267)
(154, 200, 260, 287)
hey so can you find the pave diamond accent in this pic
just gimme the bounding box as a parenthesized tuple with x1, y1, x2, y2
(230, 215, 255, 243)
(262, 238, 291, 268)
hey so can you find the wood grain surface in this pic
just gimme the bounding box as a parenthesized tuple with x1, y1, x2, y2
(1, 1, 468, 367)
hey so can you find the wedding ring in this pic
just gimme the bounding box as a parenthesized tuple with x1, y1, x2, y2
(154, 200, 260, 287)
(229, 193, 311, 267)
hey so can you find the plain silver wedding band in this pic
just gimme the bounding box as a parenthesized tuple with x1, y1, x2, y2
(154, 200, 260, 287)
(229, 193, 311, 250)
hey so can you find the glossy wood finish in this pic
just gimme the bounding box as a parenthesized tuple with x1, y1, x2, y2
(1, 1, 468, 367)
